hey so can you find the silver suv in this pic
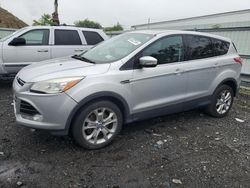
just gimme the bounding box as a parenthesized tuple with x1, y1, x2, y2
(0, 26, 108, 76)
(13, 30, 242, 149)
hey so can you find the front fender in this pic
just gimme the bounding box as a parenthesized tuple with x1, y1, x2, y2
(64, 91, 132, 134)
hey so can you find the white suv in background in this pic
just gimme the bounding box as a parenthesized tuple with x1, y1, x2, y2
(0, 26, 108, 75)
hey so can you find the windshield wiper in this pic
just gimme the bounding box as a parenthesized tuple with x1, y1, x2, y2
(72, 55, 95, 64)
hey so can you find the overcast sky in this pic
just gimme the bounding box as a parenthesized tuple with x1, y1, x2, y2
(1, 0, 250, 29)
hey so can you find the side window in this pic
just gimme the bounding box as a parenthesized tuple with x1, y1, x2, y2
(19, 29, 49, 45)
(142, 35, 184, 65)
(184, 35, 214, 60)
(82, 31, 104, 45)
(55, 30, 82, 45)
(213, 39, 230, 56)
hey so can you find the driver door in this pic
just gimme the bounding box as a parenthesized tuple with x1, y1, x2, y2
(131, 35, 188, 116)
(2, 29, 51, 73)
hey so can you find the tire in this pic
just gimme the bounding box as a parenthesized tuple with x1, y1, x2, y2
(72, 100, 123, 149)
(205, 84, 234, 118)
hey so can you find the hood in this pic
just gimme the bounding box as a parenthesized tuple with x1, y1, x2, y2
(17, 57, 111, 82)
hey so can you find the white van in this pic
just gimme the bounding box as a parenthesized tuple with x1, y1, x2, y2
(0, 26, 108, 75)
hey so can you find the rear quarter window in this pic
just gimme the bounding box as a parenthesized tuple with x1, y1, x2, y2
(82, 31, 104, 45)
(212, 39, 230, 56)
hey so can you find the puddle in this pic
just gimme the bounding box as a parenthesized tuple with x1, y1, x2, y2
(0, 161, 24, 180)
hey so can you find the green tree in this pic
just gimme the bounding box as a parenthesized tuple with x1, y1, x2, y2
(104, 23, 124, 32)
(74, 19, 102, 29)
(33, 14, 56, 26)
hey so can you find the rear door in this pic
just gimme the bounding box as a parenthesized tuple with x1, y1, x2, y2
(183, 35, 220, 101)
(2, 29, 51, 73)
(51, 29, 88, 58)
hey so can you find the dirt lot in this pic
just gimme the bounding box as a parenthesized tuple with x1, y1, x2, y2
(0, 80, 250, 188)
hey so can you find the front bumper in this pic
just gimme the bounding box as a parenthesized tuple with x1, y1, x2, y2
(13, 78, 78, 134)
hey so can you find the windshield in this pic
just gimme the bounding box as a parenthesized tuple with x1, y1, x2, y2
(0, 27, 26, 42)
(81, 33, 154, 64)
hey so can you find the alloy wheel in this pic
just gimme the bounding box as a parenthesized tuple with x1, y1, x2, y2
(216, 90, 232, 114)
(82, 108, 118, 145)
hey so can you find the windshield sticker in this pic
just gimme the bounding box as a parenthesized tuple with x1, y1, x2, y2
(105, 55, 114, 59)
(128, 38, 142, 46)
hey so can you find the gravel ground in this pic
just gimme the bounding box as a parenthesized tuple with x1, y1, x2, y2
(0, 80, 250, 188)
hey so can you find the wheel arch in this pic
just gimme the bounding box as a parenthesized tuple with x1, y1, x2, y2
(65, 91, 131, 135)
(217, 78, 238, 96)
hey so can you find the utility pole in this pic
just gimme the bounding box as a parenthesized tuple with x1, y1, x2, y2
(148, 18, 151, 29)
(52, 0, 60, 25)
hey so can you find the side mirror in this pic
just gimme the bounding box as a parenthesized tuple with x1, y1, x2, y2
(9, 38, 26, 46)
(139, 56, 157, 68)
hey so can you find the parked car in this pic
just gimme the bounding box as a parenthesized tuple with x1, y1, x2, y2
(13, 30, 242, 149)
(0, 26, 108, 76)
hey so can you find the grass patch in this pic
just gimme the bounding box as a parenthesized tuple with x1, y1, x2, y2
(240, 87, 250, 96)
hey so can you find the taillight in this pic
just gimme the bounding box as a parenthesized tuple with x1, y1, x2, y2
(234, 57, 242, 65)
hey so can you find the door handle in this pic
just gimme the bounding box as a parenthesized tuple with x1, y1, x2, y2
(175, 68, 183, 75)
(37, 49, 48, 52)
(74, 49, 84, 52)
(213, 63, 219, 68)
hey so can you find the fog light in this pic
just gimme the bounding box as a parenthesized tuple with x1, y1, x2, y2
(33, 114, 43, 122)
(21, 114, 43, 122)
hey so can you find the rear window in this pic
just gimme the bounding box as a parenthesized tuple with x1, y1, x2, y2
(184, 35, 214, 60)
(82, 31, 104, 45)
(212, 39, 230, 56)
(55, 29, 82, 45)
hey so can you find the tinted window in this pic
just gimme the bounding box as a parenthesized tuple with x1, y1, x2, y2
(82, 31, 104, 45)
(213, 39, 230, 56)
(142, 35, 184, 65)
(185, 35, 213, 60)
(55, 30, 82, 45)
(19, 29, 49, 45)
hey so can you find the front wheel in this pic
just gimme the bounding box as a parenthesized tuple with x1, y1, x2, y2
(205, 85, 234, 118)
(72, 100, 123, 149)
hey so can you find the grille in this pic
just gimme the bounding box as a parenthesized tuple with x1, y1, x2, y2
(17, 77, 26, 86)
(20, 100, 40, 116)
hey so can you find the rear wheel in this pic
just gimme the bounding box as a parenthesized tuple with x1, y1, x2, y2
(72, 100, 123, 149)
(206, 85, 234, 117)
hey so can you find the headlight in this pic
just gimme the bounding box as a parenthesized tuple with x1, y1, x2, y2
(30, 77, 84, 94)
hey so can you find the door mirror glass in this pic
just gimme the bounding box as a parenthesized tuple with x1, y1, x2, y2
(139, 56, 157, 68)
(9, 37, 26, 46)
